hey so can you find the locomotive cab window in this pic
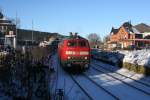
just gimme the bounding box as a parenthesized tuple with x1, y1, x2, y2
(79, 41, 87, 47)
(67, 41, 77, 47)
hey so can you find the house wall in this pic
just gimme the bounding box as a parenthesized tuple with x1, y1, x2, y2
(109, 26, 133, 48)
(143, 32, 150, 38)
(0, 23, 16, 48)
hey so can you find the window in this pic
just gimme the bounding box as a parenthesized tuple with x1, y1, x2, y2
(67, 41, 77, 47)
(78, 41, 87, 47)
(2, 26, 3, 31)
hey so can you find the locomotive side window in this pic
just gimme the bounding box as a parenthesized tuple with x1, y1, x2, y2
(67, 41, 77, 47)
(79, 41, 87, 47)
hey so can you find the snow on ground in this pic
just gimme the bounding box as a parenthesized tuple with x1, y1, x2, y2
(50, 54, 89, 100)
(93, 60, 150, 86)
(92, 49, 150, 68)
(120, 49, 150, 67)
(72, 74, 116, 100)
(86, 67, 150, 100)
(50, 54, 116, 100)
(50, 54, 150, 100)
(91, 64, 150, 94)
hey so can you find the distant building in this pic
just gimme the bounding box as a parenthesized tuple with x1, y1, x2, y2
(134, 23, 150, 39)
(0, 11, 61, 49)
(0, 12, 16, 48)
(0, 31, 4, 45)
(17, 29, 59, 47)
(108, 22, 150, 49)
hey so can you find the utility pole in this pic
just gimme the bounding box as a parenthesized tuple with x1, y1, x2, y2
(32, 20, 34, 44)
(15, 11, 18, 49)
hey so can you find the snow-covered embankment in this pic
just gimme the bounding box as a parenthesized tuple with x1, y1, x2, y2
(120, 50, 150, 75)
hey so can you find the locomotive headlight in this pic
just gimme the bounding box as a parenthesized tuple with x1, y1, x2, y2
(68, 56, 71, 59)
(80, 51, 89, 55)
(84, 57, 88, 60)
(66, 51, 75, 55)
(66, 51, 71, 54)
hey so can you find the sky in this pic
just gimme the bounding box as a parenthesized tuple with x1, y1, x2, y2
(0, 0, 150, 39)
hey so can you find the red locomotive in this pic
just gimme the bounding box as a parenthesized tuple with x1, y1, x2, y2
(58, 33, 90, 71)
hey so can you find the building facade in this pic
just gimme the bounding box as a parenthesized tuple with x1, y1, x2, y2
(0, 12, 16, 48)
(108, 22, 150, 49)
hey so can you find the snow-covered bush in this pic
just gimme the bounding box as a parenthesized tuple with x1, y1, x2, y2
(120, 49, 150, 67)
(120, 49, 150, 75)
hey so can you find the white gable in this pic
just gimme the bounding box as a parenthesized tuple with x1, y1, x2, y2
(132, 27, 141, 34)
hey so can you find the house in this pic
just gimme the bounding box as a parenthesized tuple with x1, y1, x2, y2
(108, 22, 150, 49)
(134, 23, 150, 39)
(0, 12, 16, 48)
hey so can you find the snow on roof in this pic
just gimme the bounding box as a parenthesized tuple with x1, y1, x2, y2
(132, 27, 141, 34)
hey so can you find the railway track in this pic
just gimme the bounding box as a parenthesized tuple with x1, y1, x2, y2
(93, 62, 150, 87)
(82, 73, 119, 100)
(69, 74, 93, 100)
(55, 59, 92, 100)
(54, 55, 150, 100)
(55, 55, 115, 99)
(69, 73, 119, 100)
(93, 59, 150, 84)
(91, 64, 150, 96)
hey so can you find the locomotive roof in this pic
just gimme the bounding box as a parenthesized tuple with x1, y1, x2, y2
(64, 35, 87, 40)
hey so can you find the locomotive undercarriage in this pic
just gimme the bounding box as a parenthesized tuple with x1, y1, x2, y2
(61, 60, 90, 72)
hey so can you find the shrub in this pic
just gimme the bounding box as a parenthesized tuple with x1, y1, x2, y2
(123, 62, 150, 75)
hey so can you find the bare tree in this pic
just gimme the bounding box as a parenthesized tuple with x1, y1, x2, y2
(11, 18, 21, 28)
(0, 8, 4, 18)
(87, 33, 101, 48)
(103, 34, 110, 43)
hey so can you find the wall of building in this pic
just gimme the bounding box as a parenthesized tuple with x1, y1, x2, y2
(109, 26, 132, 48)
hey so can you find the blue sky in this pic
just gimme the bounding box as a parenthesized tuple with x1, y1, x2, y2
(0, 0, 150, 38)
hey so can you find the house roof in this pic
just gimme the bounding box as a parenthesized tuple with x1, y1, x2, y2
(122, 22, 132, 28)
(134, 23, 150, 33)
(110, 27, 119, 35)
(110, 22, 135, 35)
(109, 22, 150, 36)
(122, 22, 134, 33)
